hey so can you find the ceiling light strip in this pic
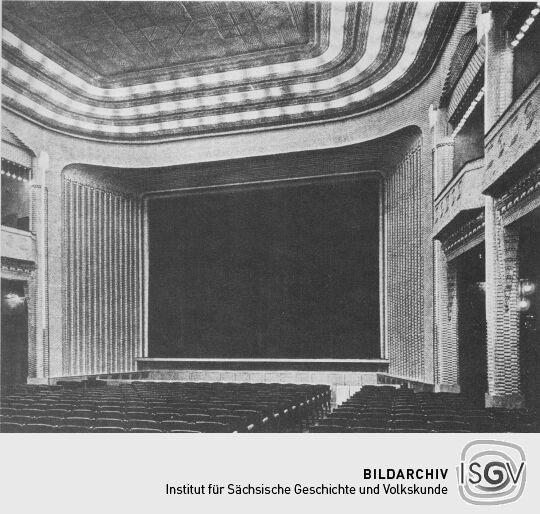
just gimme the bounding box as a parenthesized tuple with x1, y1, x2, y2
(1, 4, 347, 100)
(451, 87, 485, 138)
(290, 2, 390, 95)
(510, 2, 540, 48)
(1, 169, 31, 182)
(2, 3, 433, 129)
(1, 3, 389, 119)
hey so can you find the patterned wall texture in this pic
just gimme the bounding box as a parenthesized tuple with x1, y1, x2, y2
(30, 184, 48, 378)
(62, 177, 143, 376)
(385, 139, 424, 379)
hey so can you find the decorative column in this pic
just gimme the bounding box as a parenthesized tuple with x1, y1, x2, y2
(484, 7, 514, 131)
(431, 106, 454, 197)
(28, 151, 50, 383)
(432, 104, 459, 391)
(484, 195, 523, 408)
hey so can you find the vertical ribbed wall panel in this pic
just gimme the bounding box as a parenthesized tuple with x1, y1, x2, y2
(63, 178, 142, 376)
(31, 184, 49, 378)
(385, 141, 424, 380)
(485, 197, 521, 397)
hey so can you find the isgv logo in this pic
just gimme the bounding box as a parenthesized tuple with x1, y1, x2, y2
(457, 440, 526, 505)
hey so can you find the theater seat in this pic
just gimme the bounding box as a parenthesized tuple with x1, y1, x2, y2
(309, 425, 347, 433)
(194, 421, 230, 433)
(64, 417, 93, 428)
(178, 414, 212, 422)
(47, 409, 72, 417)
(23, 423, 56, 433)
(57, 425, 92, 433)
(125, 419, 160, 430)
(214, 415, 249, 431)
(0, 422, 24, 433)
(36, 416, 63, 426)
(94, 418, 125, 428)
(96, 410, 124, 419)
(160, 420, 195, 432)
(93, 426, 126, 433)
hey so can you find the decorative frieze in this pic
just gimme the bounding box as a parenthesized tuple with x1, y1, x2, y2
(1, 256, 35, 275)
(484, 76, 540, 189)
(496, 165, 540, 223)
(441, 211, 485, 257)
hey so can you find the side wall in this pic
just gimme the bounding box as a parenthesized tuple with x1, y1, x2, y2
(62, 173, 143, 375)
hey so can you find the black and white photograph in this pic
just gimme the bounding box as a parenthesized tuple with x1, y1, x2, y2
(0, 0, 539, 510)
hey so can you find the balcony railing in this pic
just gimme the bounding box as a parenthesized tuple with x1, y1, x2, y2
(484, 74, 540, 191)
(1, 225, 36, 262)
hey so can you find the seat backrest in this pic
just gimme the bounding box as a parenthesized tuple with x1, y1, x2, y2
(0, 422, 24, 433)
(126, 419, 160, 429)
(64, 417, 94, 427)
(215, 415, 247, 429)
(7, 415, 34, 424)
(309, 425, 347, 433)
(195, 421, 230, 433)
(178, 414, 212, 422)
(93, 426, 126, 433)
(23, 423, 56, 433)
(36, 416, 64, 426)
(160, 420, 195, 431)
(47, 409, 71, 417)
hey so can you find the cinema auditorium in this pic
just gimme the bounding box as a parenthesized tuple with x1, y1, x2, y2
(1, 1, 539, 433)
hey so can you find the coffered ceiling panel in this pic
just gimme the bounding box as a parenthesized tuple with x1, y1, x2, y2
(1, 2, 462, 142)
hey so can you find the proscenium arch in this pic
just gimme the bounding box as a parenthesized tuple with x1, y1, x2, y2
(59, 124, 422, 369)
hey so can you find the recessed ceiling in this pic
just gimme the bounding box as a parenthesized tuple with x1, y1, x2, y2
(3, 1, 320, 80)
(2, 2, 462, 141)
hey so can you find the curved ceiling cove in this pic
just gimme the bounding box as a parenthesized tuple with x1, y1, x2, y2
(2, 1, 461, 141)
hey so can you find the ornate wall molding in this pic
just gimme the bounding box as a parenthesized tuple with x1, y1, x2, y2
(496, 165, 540, 225)
(0, 255, 35, 276)
(441, 211, 485, 260)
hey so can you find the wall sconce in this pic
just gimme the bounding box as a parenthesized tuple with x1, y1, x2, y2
(519, 279, 536, 312)
(2, 293, 28, 310)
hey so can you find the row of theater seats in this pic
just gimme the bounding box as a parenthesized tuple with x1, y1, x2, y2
(0, 381, 330, 433)
(309, 385, 538, 433)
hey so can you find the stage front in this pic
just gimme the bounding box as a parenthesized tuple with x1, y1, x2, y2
(147, 176, 383, 373)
